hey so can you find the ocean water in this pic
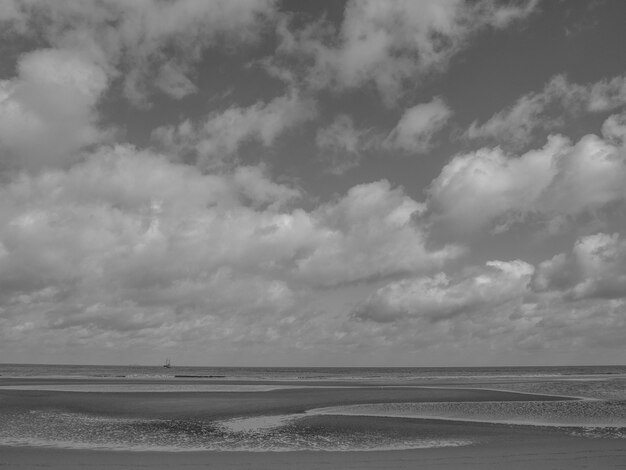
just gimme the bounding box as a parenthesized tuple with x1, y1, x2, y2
(1, 364, 625, 452)
(1, 363, 625, 381)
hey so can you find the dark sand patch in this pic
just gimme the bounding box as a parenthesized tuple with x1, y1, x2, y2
(0, 383, 572, 421)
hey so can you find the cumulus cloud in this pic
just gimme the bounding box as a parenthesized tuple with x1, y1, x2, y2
(0, 147, 460, 355)
(0, 0, 282, 172)
(345, 251, 626, 360)
(353, 260, 533, 323)
(154, 61, 198, 99)
(428, 122, 626, 235)
(0, 149, 302, 353)
(299, 180, 463, 286)
(272, 0, 538, 104)
(316, 99, 452, 173)
(0, 48, 109, 170)
(533, 233, 626, 301)
(1, 0, 277, 105)
(586, 75, 626, 112)
(316, 114, 372, 174)
(385, 98, 452, 153)
(152, 91, 317, 169)
(1, 0, 623, 365)
(467, 74, 626, 149)
(602, 110, 626, 145)
(0, 146, 301, 297)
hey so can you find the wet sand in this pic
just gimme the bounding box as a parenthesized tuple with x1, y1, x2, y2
(1, 433, 625, 469)
(0, 382, 571, 419)
(1, 377, 624, 468)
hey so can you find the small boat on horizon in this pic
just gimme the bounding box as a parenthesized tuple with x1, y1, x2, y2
(163, 358, 171, 368)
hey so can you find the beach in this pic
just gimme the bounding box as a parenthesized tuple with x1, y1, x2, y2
(2, 435, 626, 470)
(1, 368, 625, 469)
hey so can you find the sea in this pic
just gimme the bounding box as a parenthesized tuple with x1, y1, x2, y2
(2, 363, 625, 381)
(1, 364, 625, 452)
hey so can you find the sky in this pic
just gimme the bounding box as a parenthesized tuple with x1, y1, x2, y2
(0, 0, 625, 367)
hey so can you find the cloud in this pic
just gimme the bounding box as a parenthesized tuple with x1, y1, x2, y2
(385, 98, 452, 153)
(467, 74, 626, 149)
(0, 147, 460, 354)
(0, 146, 300, 293)
(533, 232, 626, 301)
(347, 252, 626, 359)
(427, 136, 560, 234)
(272, 0, 539, 104)
(316, 99, 452, 174)
(316, 98, 452, 174)
(586, 75, 626, 112)
(154, 61, 198, 99)
(316, 114, 371, 174)
(0, 146, 305, 353)
(1, 0, 623, 365)
(428, 123, 626, 235)
(298, 180, 463, 286)
(353, 260, 533, 323)
(152, 91, 317, 169)
(602, 110, 626, 144)
(231, 165, 302, 210)
(0, 0, 281, 171)
(0, 48, 109, 171)
(1, 0, 278, 106)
